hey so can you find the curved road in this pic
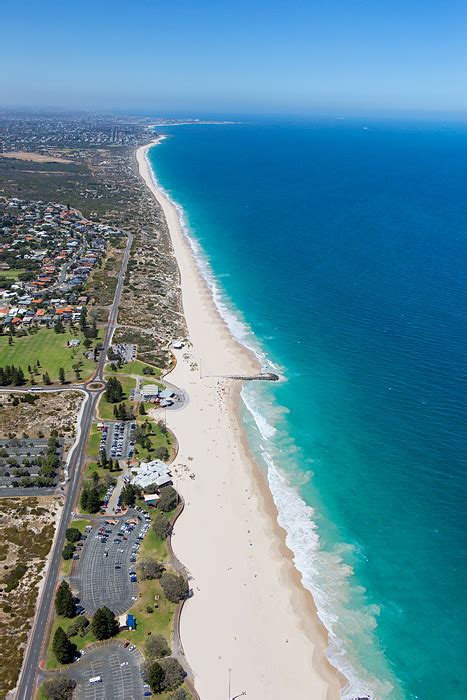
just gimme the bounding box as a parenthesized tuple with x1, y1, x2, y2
(15, 233, 133, 700)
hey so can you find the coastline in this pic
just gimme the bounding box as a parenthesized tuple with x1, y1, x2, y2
(136, 139, 345, 699)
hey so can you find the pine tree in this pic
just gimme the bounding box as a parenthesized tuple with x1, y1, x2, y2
(55, 580, 76, 618)
(43, 372, 52, 385)
(52, 626, 76, 664)
(59, 367, 66, 384)
(91, 606, 119, 640)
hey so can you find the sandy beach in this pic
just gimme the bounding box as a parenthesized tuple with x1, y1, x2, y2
(136, 140, 343, 699)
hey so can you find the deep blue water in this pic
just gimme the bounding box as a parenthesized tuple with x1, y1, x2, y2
(148, 120, 467, 699)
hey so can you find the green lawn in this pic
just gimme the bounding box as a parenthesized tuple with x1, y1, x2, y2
(86, 423, 101, 460)
(0, 268, 25, 279)
(109, 359, 162, 379)
(117, 578, 175, 650)
(69, 518, 91, 533)
(135, 418, 175, 462)
(0, 328, 96, 384)
(137, 525, 169, 562)
(45, 614, 95, 670)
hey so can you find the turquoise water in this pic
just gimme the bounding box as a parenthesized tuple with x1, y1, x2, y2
(148, 120, 467, 699)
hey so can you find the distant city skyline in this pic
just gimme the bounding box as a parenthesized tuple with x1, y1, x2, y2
(2, 0, 467, 116)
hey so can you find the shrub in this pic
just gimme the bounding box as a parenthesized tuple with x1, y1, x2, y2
(169, 689, 189, 700)
(67, 616, 89, 638)
(65, 527, 81, 543)
(2, 562, 27, 592)
(144, 634, 171, 660)
(42, 676, 76, 700)
(160, 657, 187, 691)
(152, 511, 172, 540)
(138, 559, 165, 581)
(61, 542, 75, 560)
(157, 486, 179, 513)
(160, 573, 190, 603)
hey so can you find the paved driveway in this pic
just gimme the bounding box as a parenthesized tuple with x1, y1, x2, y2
(71, 513, 144, 615)
(72, 642, 144, 700)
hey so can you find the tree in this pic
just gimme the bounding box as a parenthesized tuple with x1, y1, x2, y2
(65, 527, 81, 543)
(80, 484, 101, 513)
(67, 616, 89, 638)
(42, 676, 76, 700)
(54, 319, 65, 334)
(147, 662, 165, 694)
(119, 483, 137, 508)
(55, 580, 76, 618)
(159, 657, 187, 691)
(152, 511, 172, 540)
(158, 486, 179, 513)
(105, 377, 124, 403)
(91, 606, 119, 640)
(139, 559, 165, 581)
(155, 446, 170, 461)
(62, 542, 76, 560)
(160, 573, 190, 603)
(144, 634, 171, 660)
(52, 626, 77, 664)
(43, 372, 52, 385)
(58, 367, 66, 384)
(139, 402, 147, 415)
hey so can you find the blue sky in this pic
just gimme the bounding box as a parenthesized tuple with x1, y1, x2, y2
(2, 0, 467, 115)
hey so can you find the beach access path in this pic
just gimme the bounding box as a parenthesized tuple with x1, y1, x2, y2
(136, 141, 343, 700)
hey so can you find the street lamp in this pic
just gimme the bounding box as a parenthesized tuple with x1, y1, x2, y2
(232, 693, 247, 699)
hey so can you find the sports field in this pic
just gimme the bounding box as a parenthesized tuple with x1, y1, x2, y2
(0, 329, 96, 384)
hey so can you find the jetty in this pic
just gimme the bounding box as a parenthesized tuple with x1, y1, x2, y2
(228, 372, 280, 382)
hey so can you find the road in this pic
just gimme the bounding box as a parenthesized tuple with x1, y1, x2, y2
(15, 233, 133, 700)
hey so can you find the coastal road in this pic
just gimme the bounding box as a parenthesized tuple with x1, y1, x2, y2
(15, 233, 133, 700)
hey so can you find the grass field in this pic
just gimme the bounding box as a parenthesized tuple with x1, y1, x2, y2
(109, 359, 162, 379)
(0, 329, 96, 384)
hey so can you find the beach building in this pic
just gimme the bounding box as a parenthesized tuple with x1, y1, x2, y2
(140, 384, 160, 401)
(130, 459, 172, 489)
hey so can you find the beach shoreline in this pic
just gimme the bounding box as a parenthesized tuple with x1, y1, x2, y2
(136, 138, 345, 699)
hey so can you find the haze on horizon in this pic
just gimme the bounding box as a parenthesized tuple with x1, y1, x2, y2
(2, 0, 467, 117)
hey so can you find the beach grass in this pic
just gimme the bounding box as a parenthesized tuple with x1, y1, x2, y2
(0, 328, 96, 383)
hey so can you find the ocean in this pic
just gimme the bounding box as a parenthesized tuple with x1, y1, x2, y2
(147, 119, 467, 700)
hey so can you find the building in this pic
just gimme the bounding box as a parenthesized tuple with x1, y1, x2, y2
(140, 384, 160, 401)
(130, 459, 172, 490)
(143, 493, 160, 506)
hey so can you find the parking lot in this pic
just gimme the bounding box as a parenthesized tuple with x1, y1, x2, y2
(98, 422, 136, 461)
(71, 510, 151, 615)
(72, 642, 144, 700)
